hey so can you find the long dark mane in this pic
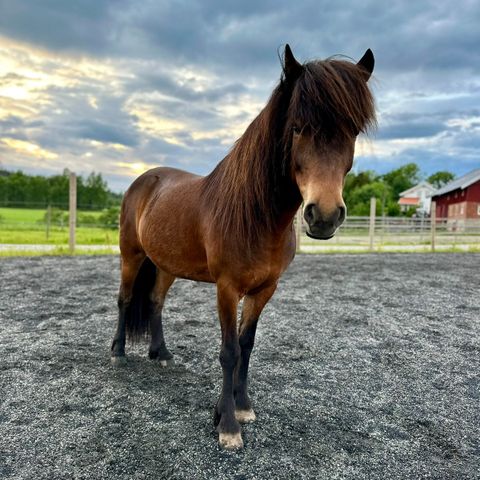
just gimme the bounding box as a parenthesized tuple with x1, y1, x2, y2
(202, 55, 376, 251)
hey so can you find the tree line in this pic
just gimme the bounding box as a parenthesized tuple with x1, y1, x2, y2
(0, 169, 122, 209)
(344, 164, 454, 216)
(0, 164, 455, 216)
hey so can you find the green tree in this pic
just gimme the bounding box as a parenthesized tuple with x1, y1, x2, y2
(78, 172, 109, 209)
(382, 163, 420, 199)
(343, 170, 377, 208)
(427, 171, 455, 188)
(348, 181, 391, 216)
(98, 206, 121, 229)
(0, 169, 121, 209)
(47, 173, 69, 207)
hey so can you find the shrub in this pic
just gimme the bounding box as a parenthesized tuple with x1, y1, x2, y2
(42, 208, 68, 226)
(98, 207, 120, 229)
(77, 213, 98, 226)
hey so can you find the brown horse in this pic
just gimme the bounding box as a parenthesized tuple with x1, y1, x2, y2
(111, 45, 376, 450)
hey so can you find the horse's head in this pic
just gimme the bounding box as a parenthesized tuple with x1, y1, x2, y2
(283, 45, 376, 239)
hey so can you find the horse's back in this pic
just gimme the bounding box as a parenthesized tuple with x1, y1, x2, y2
(126, 167, 201, 197)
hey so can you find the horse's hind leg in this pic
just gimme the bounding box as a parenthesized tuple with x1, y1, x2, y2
(111, 250, 146, 364)
(234, 283, 277, 423)
(148, 268, 176, 365)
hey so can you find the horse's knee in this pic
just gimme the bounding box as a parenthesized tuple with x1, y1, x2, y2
(219, 342, 240, 369)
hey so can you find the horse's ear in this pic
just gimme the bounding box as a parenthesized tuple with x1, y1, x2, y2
(283, 44, 303, 82)
(357, 49, 374, 81)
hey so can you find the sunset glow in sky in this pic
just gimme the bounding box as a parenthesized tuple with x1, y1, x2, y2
(0, 1, 479, 191)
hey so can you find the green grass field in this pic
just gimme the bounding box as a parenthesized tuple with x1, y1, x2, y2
(0, 208, 119, 245)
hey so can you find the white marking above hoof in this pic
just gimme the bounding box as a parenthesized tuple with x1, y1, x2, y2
(235, 409, 256, 423)
(219, 432, 244, 450)
(110, 356, 127, 367)
(158, 357, 175, 368)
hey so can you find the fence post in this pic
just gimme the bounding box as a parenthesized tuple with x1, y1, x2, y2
(431, 201, 436, 252)
(296, 208, 303, 252)
(369, 197, 376, 251)
(46, 204, 51, 240)
(69, 172, 77, 254)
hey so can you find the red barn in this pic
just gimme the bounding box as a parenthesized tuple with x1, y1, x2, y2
(432, 168, 480, 220)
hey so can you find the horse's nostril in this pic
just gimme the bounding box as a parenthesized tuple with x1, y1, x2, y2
(304, 203, 316, 225)
(338, 206, 346, 224)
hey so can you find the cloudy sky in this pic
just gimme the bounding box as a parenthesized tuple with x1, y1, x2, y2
(0, 0, 479, 191)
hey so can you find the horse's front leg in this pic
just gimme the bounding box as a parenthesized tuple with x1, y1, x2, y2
(234, 284, 277, 423)
(214, 283, 242, 450)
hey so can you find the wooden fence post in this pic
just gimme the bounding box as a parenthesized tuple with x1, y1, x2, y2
(369, 197, 376, 252)
(431, 201, 436, 252)
(296, 207, 303, 252)
(46, 204, 51, 240)
(69, 172, 77, 254)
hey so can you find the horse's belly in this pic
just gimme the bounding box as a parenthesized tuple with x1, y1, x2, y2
(140, 216, 213, 282)
(154, 251, 213, 283)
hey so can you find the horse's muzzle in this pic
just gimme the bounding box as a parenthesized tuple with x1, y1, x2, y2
(303, 203, 345, 240)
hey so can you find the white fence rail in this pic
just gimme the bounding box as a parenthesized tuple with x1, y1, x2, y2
(295, 202, 480, 253)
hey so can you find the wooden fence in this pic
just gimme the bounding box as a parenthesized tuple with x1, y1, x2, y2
(295, 198, 480, 253)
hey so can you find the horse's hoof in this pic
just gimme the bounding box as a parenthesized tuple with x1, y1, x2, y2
(157, 357, 175, 368)
(235, 409, 256, 423)
(153, 357, 175, 368)
(149, 346, 174, 363)
(219, 432, 244, 450)
(111, 356, 127, 366)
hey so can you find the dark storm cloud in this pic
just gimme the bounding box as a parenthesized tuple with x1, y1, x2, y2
(377, 122, 445, 140)
(0, 115, 43, 134)
(134, 72, 248, 104)
(0, 0, 125, 54)
(30, 83, 142, 149)
(73, 119, 139, 147)
(2, 0, 480, 74)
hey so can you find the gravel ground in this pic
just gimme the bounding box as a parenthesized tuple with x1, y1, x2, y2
(0, 254, 479, 480)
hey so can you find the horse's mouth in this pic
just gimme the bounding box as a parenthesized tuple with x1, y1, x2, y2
(305, 230, 336, 240)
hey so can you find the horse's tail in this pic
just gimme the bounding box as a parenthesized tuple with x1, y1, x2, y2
(125, 256, 157, 342)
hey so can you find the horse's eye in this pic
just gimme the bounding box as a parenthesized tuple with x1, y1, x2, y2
(293, 126, 301, 135)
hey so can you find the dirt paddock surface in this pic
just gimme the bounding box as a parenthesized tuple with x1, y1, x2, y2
(1, 254, 479, 479)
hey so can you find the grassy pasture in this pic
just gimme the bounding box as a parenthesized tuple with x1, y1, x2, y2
(0, 207, 119, 246)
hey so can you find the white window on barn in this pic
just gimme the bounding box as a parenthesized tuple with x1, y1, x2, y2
(477, 204, 480, 216)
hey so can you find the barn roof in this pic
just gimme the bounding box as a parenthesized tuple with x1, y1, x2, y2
(433, 168, 480, 197)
